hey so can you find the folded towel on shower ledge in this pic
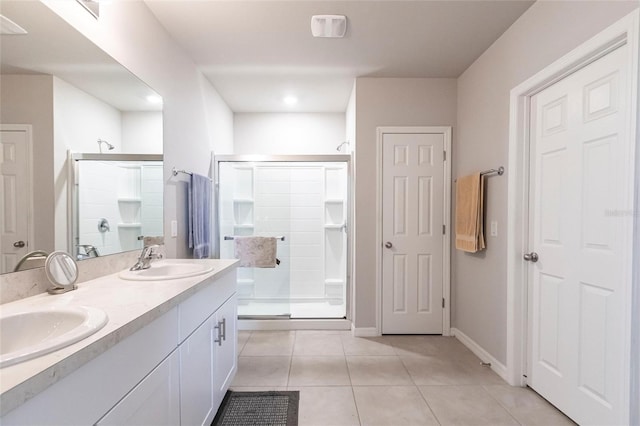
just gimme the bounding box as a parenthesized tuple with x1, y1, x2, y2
(234, 236, 278, 268)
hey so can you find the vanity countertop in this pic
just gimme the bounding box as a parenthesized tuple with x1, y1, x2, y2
(0, 258, 239, 417)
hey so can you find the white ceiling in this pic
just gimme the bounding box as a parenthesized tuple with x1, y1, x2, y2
(145, 0, 534, 113)
(0, 1, 162, 112)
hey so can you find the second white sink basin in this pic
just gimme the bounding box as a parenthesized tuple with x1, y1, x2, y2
(0, 306, 108, 368)
(118, 259, 214, 281)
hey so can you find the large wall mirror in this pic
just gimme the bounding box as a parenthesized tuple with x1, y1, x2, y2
(0, 1, 164, 273)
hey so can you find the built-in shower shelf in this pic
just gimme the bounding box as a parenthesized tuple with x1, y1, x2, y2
(118, 198, 141, 203)
(324, 199, 343, 204)
(233, 224, 254, 229)
(118, 223, 142, 228)
(233, 199, 254, 203)
(324, 224, 344, 229)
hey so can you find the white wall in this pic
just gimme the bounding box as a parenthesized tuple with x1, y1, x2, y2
(234, 113, 345, 155)
(454, 1, 639, 365)
(344, 84, 356, 154)
(203, 81, 234, 156)
(353, 77, 457, 329)
(53, 76, 122, 251)
(0, 74, 55, 254)
(121, 112, 163, 154)
(43, 0, 233, 258)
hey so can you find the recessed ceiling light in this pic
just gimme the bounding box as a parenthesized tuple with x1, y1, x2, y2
(283, 96, 298, 106)
(146, 95, 162, 104)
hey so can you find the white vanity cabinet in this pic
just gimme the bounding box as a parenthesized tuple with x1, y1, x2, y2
(97, 351, 181, 426)
(1, 265, 237, 426)
(179, 271, 237, 426)
(213, 294, 237, 409)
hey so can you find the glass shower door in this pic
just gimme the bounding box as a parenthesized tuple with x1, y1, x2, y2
(218, 162, 292, 318)
(217, 159, 348, 319)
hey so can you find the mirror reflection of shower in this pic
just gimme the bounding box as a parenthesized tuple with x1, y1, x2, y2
(97, 138, 115, 153)
(71, 153, 163, 260)
(336, 141, 349, 152)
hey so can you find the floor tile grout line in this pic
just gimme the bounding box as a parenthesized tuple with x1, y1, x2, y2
(481, 385, 526, 426)
(349, 384, 363, 426)
(413, 385, 445, 426)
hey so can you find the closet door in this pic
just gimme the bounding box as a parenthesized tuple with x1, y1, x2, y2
(528, 41, 632, 425)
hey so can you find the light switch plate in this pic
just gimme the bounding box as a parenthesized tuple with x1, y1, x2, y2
(171, 220, 178, 237)
(490, 220, 498, 237)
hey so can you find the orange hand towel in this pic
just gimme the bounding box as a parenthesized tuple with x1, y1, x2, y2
(455, 172, 486, 253)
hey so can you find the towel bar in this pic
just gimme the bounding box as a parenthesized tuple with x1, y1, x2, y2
(480, 166, 504, 177)
(172, 167, 212, 181)
(455, 166, 504, 182)
(224, 235, 285, 241)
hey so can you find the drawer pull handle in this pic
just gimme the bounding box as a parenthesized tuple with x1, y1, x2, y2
(214, 323, 222, 346)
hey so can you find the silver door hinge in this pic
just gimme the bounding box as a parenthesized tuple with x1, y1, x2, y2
(443, 150, 446, 161)
(442, 298, 445, 308)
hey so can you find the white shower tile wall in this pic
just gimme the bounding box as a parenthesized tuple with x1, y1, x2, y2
(218, 162, 348, 317)
(78, 161, 123, 256)
(77, 162, 163, 257)
(140, 164, 163, 238)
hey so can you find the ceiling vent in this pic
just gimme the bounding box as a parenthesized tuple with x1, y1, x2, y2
(311, 15, 347, 38)
(0, 15, 27, 35)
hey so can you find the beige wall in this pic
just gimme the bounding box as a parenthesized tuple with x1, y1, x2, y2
(454, 1, 639, 364)
(0, 75, 55, 254)
(43, 0, 233, 259)
(353, 78, 457, 328)
(233, 113, 346, 155)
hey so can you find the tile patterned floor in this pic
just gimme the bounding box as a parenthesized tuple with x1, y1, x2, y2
(231, 330, 576, 426)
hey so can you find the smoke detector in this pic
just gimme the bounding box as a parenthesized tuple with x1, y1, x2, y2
(311, 15, 347, 38)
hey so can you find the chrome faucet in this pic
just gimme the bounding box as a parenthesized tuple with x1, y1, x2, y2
(77, 244, 100, 260)
(130, 244, 163, 271)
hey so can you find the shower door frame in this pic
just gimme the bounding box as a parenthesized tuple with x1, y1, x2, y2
(213, 154, 353, 321)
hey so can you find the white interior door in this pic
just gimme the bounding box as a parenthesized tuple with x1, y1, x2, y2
(528, 42, 633, 425)
(0, 126, 31, 273)
(382, 132, 445, 334)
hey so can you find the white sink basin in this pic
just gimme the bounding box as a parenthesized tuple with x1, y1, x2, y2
(118, 259, 214, 281)
(0, 306, 108, 368)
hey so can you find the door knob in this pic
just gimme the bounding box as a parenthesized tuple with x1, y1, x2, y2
(13, 241, 25, 248)
(523, 252, 539, 262)
(385, 242, 393, 249)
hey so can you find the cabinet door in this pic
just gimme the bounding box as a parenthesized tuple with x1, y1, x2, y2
(180, 316, 215, 426)
(213, 294, 237, 409)
(97, 351, 180, 426)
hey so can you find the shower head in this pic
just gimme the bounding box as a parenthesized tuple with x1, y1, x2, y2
(97, 138, 115, 152)
(336, 141, 350, 152)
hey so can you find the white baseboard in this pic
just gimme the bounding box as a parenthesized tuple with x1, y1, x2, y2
(351, 326, 380, 337)
(451, 327, 509, 383)
(238, 319, 351, 331)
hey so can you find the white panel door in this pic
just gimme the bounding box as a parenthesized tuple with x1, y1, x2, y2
(528, 43, 632, 425)
(0, 127, 30, 273)
(382, 133, 444, 334)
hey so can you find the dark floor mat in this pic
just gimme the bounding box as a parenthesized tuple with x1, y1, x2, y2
(212, 391, 299, 426)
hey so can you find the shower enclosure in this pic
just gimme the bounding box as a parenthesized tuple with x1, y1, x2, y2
(215, 155, 350, 320)
(70, 153, 163, 259)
